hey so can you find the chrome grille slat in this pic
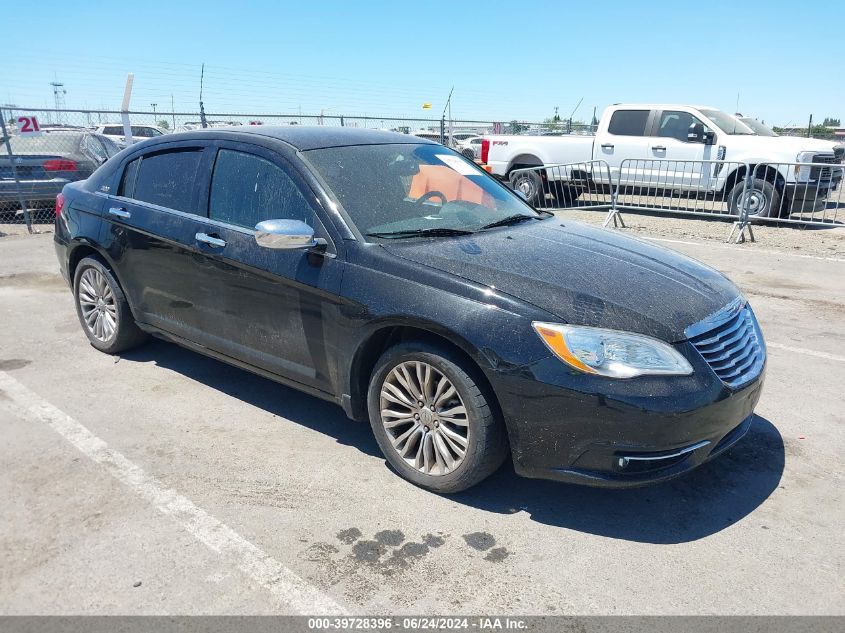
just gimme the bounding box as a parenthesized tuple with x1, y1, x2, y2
(687, 302, 765, 389)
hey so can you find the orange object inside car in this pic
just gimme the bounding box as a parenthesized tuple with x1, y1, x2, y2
(408, 165, 495, 208)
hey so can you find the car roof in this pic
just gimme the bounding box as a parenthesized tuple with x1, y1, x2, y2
(611, 103, 718, 110)
(148, 126, 436, 151)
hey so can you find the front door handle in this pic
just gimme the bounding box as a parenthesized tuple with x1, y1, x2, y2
(652, 145, 667, 151)
(601, 143, 614, 150)
(195, 232, 226, 248)
(109, 207, 131, 219)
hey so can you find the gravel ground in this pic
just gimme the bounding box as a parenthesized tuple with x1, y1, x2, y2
(556, 207, 845, 259)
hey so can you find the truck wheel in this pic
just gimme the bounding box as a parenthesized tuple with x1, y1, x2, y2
(728, 177, 781, 219)
(509, 169, 543, 205)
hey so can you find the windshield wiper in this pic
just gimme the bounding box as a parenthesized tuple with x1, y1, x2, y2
(366, 227, 475, 239)
(478, 214, 541, 231)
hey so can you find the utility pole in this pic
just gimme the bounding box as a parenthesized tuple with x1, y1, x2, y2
(199, 63, 208, 129)
(441, 86, 454, 146)
(171, 94, 176, 130)
(50, 81, 66, 124)
(807, 114, 813, 138)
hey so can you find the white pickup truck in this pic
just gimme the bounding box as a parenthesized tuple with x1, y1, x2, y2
(482, 103, 844, 217)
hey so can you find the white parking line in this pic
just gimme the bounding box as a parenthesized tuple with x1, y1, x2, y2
(766, 342, 845, 363)
(0, 371, 347, 616)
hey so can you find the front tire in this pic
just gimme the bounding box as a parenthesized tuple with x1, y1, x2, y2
(728, 177, 781, 219)
(367, 341, 508, 493)
(73, 256, 148, 354)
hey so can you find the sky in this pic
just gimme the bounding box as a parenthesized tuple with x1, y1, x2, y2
(2, 0, 843, 126)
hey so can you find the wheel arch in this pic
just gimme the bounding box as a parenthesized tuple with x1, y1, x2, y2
(722, 162, 787, 195)
(67, 241, 138, 317)
(345, 321, 503, 425)
(507, 154, 544, 175)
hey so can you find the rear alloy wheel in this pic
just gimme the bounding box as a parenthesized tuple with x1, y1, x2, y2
(367, 342, 508, 493)
(73, 256, 148, 354)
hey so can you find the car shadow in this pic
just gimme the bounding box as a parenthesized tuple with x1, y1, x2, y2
(121, 340, 784, 544)
(452, 414, 784, 544)
(119, 339, 382, 459)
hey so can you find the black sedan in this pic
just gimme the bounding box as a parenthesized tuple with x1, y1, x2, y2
(53, 127, 765, 492)
(1, 130, 119, 218)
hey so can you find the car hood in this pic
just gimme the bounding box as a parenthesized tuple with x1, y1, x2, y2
(726, 134, 839, 155)
(382, 219, 740, 342)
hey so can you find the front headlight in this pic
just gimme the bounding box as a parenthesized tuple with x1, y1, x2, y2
(532, 323, 693, 378)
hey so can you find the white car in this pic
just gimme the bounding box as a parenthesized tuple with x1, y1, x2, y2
(456, 136, 483, 160)
(94, 124, 167, 148)
(483, 103, 843, 217)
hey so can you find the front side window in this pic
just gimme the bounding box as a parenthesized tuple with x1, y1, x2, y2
(132, 149, 202, 213)
(607, 110, 650, 136)
(304, 143, 540, 239)
(657, 111, 711, 142)
(103, 126, 123, 136)
(209, 149, 312, 229)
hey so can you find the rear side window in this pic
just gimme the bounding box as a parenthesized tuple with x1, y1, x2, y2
(103, 126, 123, 135)
(208, 149, 312, 229)
(132, 149, 203, 213)
(608, 110, 650, 136)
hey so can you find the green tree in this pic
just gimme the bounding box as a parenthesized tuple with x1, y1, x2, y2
(822, 117, 840, 127)
(509, 120, 527, 134)
(158, 120, 170, 130)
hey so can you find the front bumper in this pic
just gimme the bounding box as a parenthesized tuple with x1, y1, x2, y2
(490, 341, 765, 488)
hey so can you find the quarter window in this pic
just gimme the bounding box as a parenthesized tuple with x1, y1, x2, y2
(209, 149, 312, 229)
(607, 110, 650, 136)
(118, 158, 140, 197)
(132, 149, 203, 212)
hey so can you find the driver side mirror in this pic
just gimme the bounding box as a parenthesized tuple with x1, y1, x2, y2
(688, 123, 716, 145)
(254, 219, 325, 250)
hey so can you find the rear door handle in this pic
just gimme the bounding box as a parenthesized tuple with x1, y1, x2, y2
(195, 232, 226, 248)
(108, 207, 130, 219)
(652, 145, 667, 151)
(601, 143, 614, 150)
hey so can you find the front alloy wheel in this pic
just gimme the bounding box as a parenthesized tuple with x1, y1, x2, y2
(367, 342, 508, 493)
(380, 360, 470, 475)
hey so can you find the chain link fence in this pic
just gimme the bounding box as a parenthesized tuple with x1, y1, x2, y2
(2, 108, 842, 241)
(1, 107, 569, 228)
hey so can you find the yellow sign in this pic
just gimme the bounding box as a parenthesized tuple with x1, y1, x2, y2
(422, 103, 432, 109)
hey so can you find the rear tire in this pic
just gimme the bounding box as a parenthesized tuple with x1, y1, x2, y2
(73, 256, 148, 354)
(367, 341, 508, 493)
(509, 169, 543, 206)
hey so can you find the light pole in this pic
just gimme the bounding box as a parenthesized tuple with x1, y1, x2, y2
(151, 103, 157, 123)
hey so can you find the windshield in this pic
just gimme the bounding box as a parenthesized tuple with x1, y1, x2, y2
(304, 143, 540, 239)
(739, 118, 778, 137)
(699, 109, 756, 135)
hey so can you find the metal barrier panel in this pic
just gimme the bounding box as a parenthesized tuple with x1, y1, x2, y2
(507, 160, 614, 211)
(612, 159, 750, 219)
(736, 161, 844, 226)
(610, 158, 844, 227)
